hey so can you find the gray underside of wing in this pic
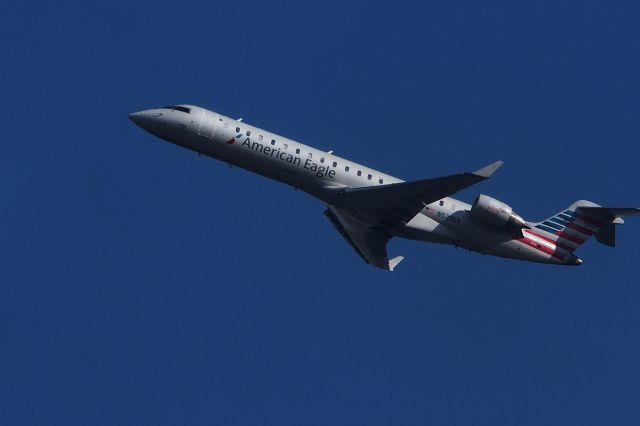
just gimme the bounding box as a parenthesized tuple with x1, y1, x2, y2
(324, 205, 403, 270)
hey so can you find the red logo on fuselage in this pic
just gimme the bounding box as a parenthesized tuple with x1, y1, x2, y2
(227, 133, 243, 145)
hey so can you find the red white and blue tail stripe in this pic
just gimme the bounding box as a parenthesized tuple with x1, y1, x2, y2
(515, 200, 639, 264)
(511, 200, 602, 263)
(527, 200, 605, 254)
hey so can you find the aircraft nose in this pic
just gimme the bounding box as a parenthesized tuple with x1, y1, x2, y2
(128, 109, 160, 132)
(128, 111, 140, 120)
(128, 110, 147, 126)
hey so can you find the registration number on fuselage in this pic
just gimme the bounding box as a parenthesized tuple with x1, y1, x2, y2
(437, 211, 461, 224)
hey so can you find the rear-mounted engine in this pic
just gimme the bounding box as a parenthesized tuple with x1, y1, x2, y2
(471, 194, 528, 232)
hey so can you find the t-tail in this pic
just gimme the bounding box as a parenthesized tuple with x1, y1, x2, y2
(524, 200, 640, 264)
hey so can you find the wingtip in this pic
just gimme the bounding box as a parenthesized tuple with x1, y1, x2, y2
(388, 256, 405, 271)
(473, 160, 504, 178)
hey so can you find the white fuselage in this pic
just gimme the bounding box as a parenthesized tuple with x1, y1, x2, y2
(129, 104, 579, 266)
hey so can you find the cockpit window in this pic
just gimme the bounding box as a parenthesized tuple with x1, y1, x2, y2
(160, 105, 191, 114)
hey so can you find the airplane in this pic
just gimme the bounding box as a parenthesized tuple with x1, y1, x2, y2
(129, 104, 639, 271)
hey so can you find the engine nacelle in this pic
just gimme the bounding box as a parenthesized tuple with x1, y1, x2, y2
(471, 194, 528, 231)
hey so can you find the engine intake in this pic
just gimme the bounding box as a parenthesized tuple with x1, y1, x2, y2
(471, 194, 528, 232)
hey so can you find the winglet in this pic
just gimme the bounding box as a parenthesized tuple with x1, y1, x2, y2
(473, 160, 504, 178)
(388, 256, 404, 272)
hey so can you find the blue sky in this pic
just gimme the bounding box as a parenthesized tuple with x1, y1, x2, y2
(2, 1, 640, 424)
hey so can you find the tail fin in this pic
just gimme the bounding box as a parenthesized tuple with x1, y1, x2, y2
(529, 200, 640, 252)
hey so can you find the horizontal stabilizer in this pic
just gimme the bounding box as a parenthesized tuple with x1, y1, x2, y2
(577, 206, 640, 222)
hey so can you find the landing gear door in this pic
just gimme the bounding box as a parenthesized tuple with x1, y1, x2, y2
(197, 109, 217, 139)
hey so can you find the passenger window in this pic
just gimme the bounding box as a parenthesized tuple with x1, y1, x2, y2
(367, 174, 372, 180)
(296, 148, 300, 154)
(246, 130, 251, 136)
(439, 200, 444, 206)
(236, 127, 240, 133)
(320, 157, 325, 163)
(379, 179, 383, 184)
(284, 144, 288, 150)
(271, 140, 275, 146)
(357, 171, 362, 176)
(308, 153, 312, 159)
(345, 166, 350, 172)
(332, 162, 337, 167)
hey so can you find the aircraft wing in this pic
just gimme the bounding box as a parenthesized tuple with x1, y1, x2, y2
(323, 161, 502, 270)
(331, 161, 503, 227)
(324, 205, 404, 271)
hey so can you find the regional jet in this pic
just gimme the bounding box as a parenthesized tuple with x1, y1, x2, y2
(129, 105, 639, 271)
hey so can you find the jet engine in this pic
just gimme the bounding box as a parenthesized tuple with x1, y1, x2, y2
(471, 194, 528, 232)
